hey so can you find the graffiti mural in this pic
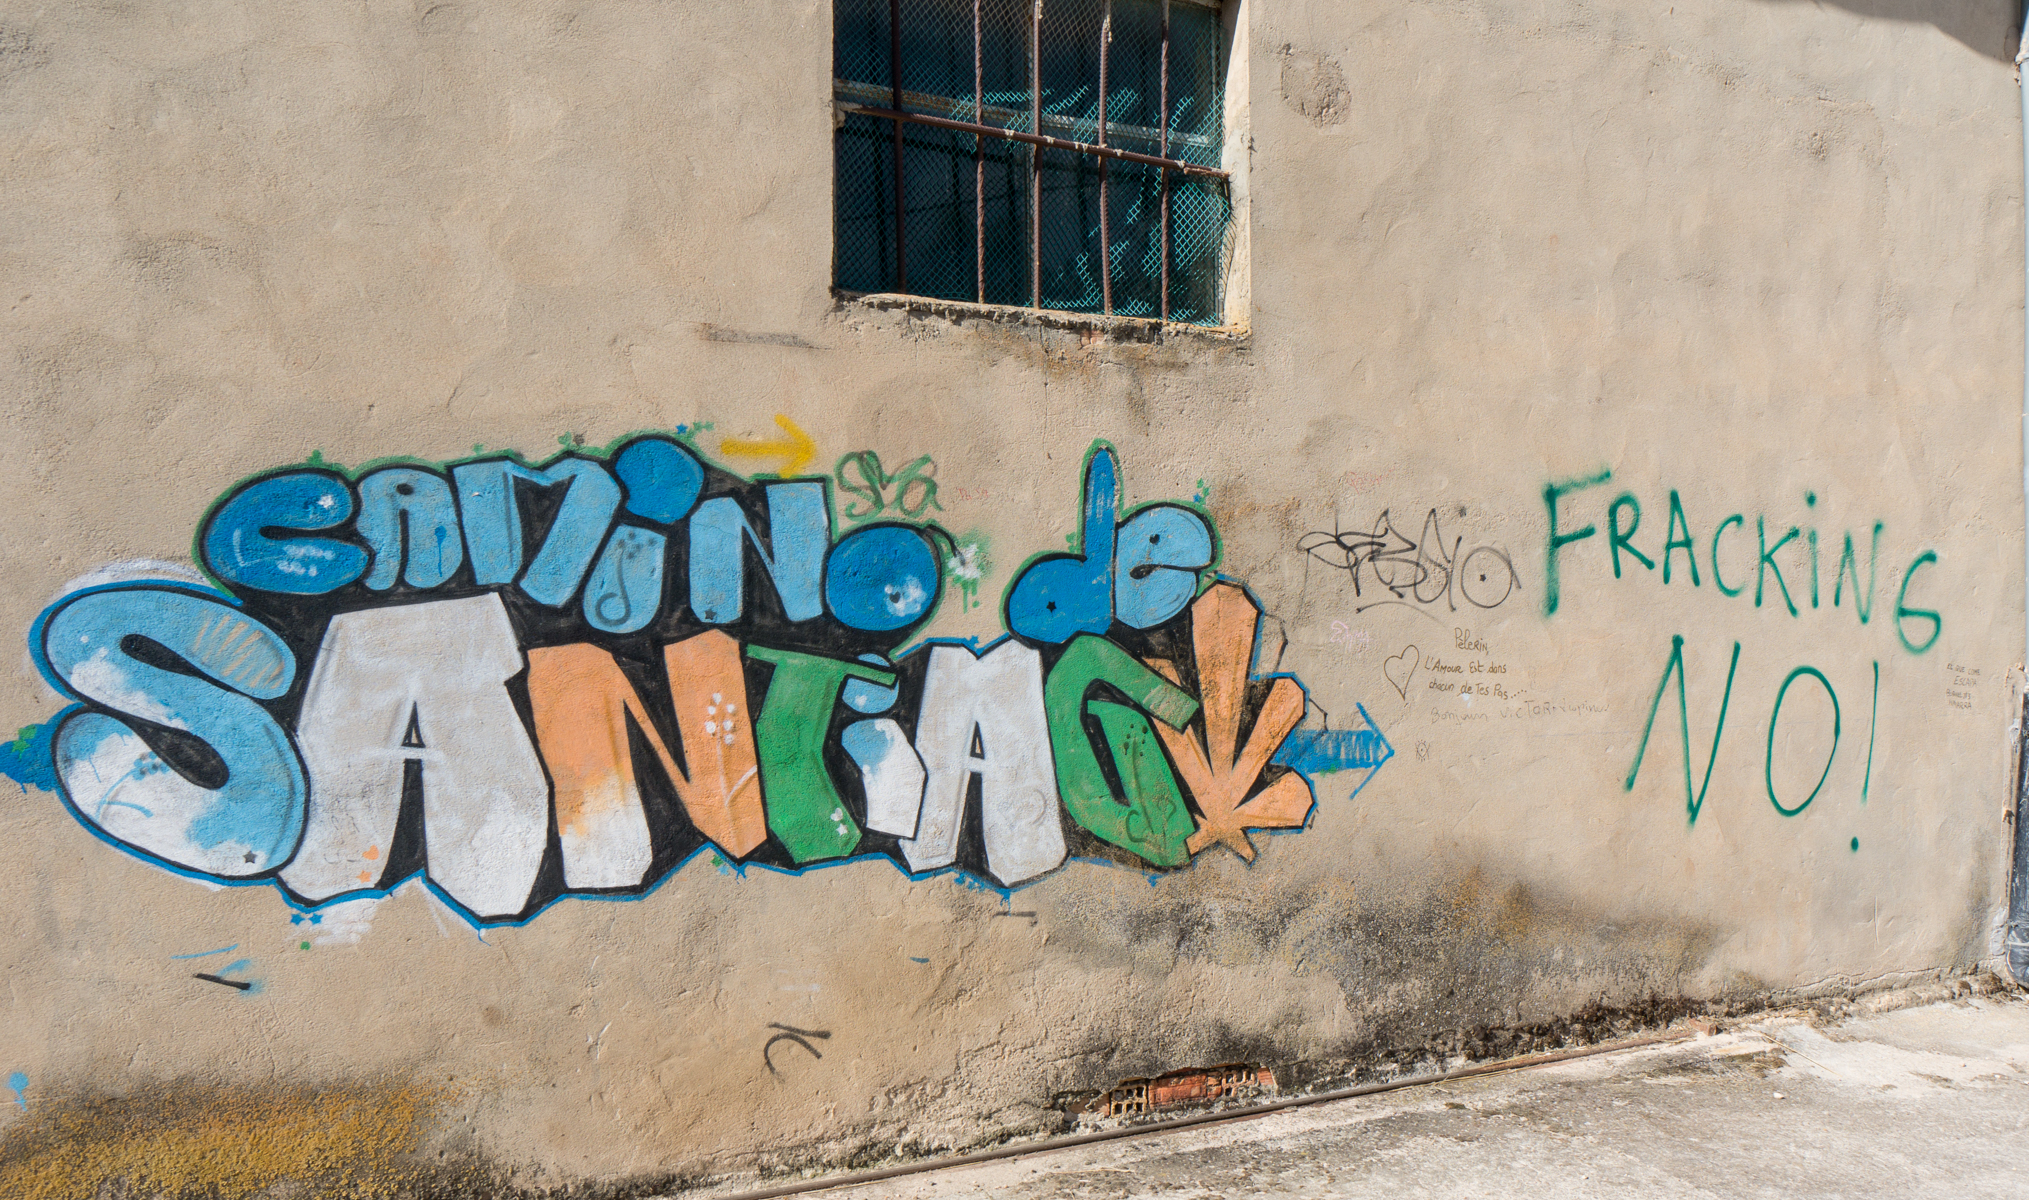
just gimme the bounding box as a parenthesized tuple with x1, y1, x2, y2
(23, 436, 1387, 925)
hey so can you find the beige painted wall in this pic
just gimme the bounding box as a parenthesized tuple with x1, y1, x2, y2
(0, 0, 2021, 1192)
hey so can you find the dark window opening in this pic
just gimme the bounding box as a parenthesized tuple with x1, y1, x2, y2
(835, 0, 1231, 327)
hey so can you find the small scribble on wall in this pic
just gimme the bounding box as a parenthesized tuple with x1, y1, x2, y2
(762, 1024, 832, 1075)
(835, 450, 943, 524)
(1298, 507, 1520, 621)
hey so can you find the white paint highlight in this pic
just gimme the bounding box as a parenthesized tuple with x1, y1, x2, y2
(56, 716, 266, 876)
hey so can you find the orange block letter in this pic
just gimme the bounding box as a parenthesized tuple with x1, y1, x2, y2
(528, 631, 765, 887)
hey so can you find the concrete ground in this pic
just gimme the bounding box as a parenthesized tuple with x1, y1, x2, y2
(791, 992, 2029, 1199)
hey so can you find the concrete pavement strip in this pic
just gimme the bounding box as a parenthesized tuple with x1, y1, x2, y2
(692, 990, 2029, 1199)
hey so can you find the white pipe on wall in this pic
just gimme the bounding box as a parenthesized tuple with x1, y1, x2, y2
(2010, 9, 2029, 985)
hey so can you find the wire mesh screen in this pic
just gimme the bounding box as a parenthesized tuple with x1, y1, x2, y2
(835, 0, 1230, 326)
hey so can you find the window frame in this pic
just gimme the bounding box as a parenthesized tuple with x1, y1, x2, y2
(834, 0, 1232, 325)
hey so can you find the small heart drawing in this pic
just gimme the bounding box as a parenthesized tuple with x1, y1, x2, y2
(1384, 645, 1420, 701)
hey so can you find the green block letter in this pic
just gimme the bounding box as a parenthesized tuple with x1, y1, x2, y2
(749, 646, 895, 863)
(1044, 635, 1199, 867)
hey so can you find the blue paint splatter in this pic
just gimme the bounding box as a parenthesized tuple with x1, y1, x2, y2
(1273, 727, 1394, 774)
(169, 944, 239, 960)
(0, 723, 57, 793)
(7, 1072, 26, 1110)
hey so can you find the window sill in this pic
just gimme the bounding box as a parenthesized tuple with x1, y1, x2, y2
(832, 290, 1250, 348)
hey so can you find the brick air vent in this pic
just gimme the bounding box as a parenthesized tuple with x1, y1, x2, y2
(1098, 1063, 1274, 1117)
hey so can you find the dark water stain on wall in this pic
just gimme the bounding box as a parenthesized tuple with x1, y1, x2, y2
(1043, 865, 1724, 1092)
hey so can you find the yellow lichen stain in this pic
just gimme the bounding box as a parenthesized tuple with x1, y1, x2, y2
(1439, 868, 1548, 946)
(0, 1079, 464, 1200)
(1491, 881, 1540, 944)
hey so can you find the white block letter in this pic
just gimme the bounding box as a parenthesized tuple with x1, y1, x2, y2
(282, 594, 549, 920)
(901, 643, 1065, 885)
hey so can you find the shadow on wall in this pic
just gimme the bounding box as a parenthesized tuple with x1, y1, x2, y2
(1754, 0, 2023, 63)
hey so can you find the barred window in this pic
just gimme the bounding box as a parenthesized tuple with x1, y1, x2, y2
(834, 0, 1232, 326)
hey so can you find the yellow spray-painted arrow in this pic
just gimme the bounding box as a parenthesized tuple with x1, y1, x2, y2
(718, 414, 816, 477)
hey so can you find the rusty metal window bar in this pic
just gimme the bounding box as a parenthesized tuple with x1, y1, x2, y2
(835, 0, 1230, 326)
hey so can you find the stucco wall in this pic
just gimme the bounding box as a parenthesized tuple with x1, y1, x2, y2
(1, 1, 2022, 1195)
